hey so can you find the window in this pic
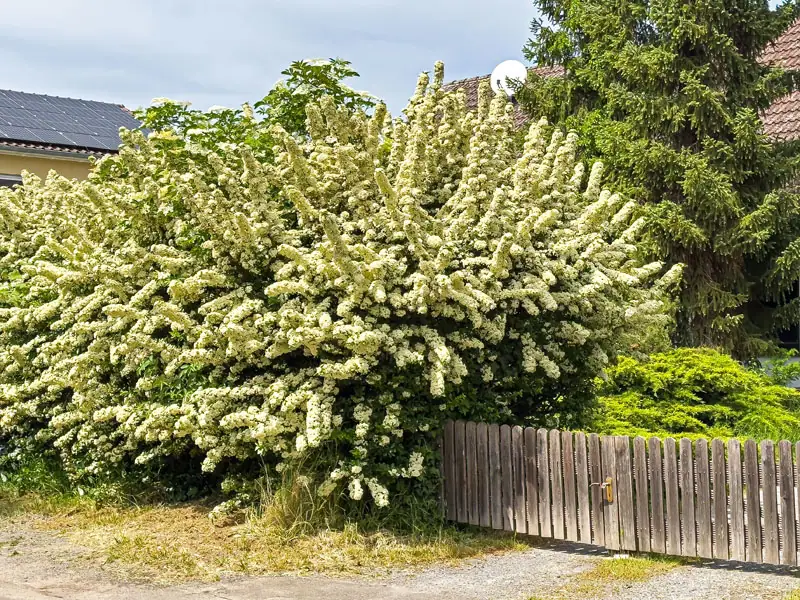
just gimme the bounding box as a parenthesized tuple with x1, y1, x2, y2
(0, 174, 22, 188)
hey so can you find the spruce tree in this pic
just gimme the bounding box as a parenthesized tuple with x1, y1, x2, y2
(519, 0, 800, 355)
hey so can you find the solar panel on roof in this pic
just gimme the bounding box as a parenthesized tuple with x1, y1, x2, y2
(61, 133, 97, 147)
(97, 135, 122, 148)
(0, 89, 140, 152)
(32, 129, 73, 145)
(0, 92, 21, 108)
(65, 133, 119, 150)
(2, 125, 36, 139)
(0, 106, 32, 121)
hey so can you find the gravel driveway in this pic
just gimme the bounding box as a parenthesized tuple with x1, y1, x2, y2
(2, 526, 800, 600)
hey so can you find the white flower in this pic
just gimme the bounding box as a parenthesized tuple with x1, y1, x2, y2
(0, 63, 676, 511)
(365, 478, 389, 507)
(348, 478, 364, 501)
(402, 452, 425, 478)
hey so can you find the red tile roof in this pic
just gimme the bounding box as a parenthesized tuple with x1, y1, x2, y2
(442, 66, 563, 129)
(762, 18, 800, 69)
(762, 91, 800, 140)
(760, 19, 800, 140)
(444, 21, 800, 140)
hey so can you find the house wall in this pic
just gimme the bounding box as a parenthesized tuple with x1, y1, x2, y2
(0, 151, 91, 181)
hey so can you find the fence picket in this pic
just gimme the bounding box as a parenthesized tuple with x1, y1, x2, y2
(680, 438, 697, 557)
(524, 427, 539, 535)
(550, 429, 565, 540)
(465, 421, 478, 526)
(589, 433, 605, 547)
(575, 433, 592, 544)
(664, 438, 681, 556)
(712, 439, 729, 560)
(500, 425, 514, 532)
(601, 435, 621, 550)
(728, 439, 746, 562)
(633, 437, 650, 553)
(795, 442, 800, 566)
(537, 428, 552, 537)
(779, 441, 797, 566)
(444, 421, 456, 521)
(512, 426, 527, 535)
(615, 436, 637, 551)
(439, 436, 445, 520)
(455, 421, 467, 523)
(762, 440, 780, 565)
(744, 439, 762, 563)
(649, 436, 666, 555)
(562, 431, 578, 542)
(476, 423, 491, 528)
(488, 424, 502, 529)
(695, 439, 712, 559)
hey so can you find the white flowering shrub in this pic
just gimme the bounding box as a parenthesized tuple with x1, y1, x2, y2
(0, 63, 680, 508)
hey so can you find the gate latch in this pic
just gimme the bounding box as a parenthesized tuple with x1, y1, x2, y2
(591, 477, 613, 503)
(603, 477, 613, 502)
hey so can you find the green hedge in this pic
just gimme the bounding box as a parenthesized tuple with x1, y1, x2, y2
(590, 348, 800, 441)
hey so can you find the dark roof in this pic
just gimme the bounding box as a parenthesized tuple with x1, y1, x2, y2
(0, 89, 141, 156)
(443, 21, 800, 140)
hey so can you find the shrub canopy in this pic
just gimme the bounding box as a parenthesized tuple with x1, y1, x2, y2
(0, 63, 679, 507)
(592, 348, 800, 441)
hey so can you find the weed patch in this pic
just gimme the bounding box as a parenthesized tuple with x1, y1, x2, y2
(530, 554, 683, 599)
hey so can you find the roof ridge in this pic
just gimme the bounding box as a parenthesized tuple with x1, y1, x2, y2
(0, 87, 129, 109)
(442, 65, 565, 89)
(441, 73, 491, 88)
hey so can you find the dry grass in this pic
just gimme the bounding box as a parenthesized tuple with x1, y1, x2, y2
(0, 493, 530, 583)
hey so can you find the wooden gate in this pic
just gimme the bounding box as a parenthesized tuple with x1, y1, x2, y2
(441, 420, 800, 564)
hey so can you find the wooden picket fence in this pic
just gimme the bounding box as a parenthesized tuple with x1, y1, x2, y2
(441, 420, 800, 565)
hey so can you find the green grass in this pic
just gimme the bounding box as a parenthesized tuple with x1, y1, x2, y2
(529, 554, 684, 599)
(579, 555, 681, 583)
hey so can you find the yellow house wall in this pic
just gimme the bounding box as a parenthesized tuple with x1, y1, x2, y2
(0, 151, 91, 180)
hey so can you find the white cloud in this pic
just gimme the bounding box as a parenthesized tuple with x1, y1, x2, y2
(0, 0, 537, 114)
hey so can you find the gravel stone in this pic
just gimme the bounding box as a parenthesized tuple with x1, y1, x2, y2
(2, 528, 799, 600)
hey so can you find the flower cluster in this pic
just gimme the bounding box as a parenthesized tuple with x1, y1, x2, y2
(0, 62, 680, 506)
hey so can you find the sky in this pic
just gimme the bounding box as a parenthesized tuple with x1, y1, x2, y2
(0, 0, 538, 115)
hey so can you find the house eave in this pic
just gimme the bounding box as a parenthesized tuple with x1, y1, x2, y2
(0, 144, 102, 163)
